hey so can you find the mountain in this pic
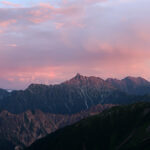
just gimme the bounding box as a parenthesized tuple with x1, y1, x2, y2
(0, 88, 9, 100)
(64, 73, 112, 88)
(26, 102, 150, 150)
(0, 74, 150, 149)
(0, 104, 114, 150)
(106, 76, 150, 95)
(0, 74, 128, 114)
(0, 74, 150, 114)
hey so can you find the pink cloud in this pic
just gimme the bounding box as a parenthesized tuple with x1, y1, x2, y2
(0, 19, 16, 27)
(8, 44, 17, 47)
(55, 22, 64, 29)
(38, 3, 54, 9)
(85, 0, 107, 3)
(27, 2, 84, 24)
(1, 1, 21, 7)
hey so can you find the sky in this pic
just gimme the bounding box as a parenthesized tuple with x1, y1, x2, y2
(0, 0, 150, 89)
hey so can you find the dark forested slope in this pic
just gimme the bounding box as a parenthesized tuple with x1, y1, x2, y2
(26, 102, 150, 150)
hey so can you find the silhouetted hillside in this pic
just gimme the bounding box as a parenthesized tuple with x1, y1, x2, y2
(26, 102, 150, 150)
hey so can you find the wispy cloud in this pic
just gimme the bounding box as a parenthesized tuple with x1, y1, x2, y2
(0, 1, 21, 7)
(0, 19, 16, 27)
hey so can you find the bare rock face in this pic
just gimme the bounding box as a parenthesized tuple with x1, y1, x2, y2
(0, 104, 114, 149)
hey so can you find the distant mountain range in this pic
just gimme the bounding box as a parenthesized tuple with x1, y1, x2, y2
(0, 74, 150, 114)
(26, 102, 150, 150)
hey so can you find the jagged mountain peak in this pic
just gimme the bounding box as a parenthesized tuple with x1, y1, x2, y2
(105, 76, 150, 95)
(122, 76, 150, 85)
(26, 83, 49, 93)
(123, 76, 143, 80)
(106, 78, 120, 82)
(74, 73, 83, 78)
(73, 73, 104, 81)
(28, 83, 51, 89)
(26, 75, 150, 90)
(63, 73, 107, 88)
(27, 84, 39, 89)
(72, 73, 87, 81)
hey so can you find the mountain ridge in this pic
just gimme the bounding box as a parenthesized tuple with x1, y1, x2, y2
(0, 104, 114, 150)
(0, 74, 150, 149)
(26, 102, 150, 150)
(0, 74, 150, 114)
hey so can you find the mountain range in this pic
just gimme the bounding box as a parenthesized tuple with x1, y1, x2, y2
(0, 74, 150, 150)
(0, 74, 150, 114)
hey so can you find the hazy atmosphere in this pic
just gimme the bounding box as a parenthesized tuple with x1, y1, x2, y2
(0, 0, 150, 89)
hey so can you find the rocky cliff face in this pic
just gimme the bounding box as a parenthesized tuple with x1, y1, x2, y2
(0, 104, 114, 150)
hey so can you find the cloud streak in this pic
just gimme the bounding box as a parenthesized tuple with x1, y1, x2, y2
(1, 1, 21, 7)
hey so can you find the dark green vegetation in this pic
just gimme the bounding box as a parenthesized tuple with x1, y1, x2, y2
(1, 74, 150, 114)
(26, 102, 150, 150)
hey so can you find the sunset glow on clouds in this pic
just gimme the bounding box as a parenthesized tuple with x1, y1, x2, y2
(0, 0, 150, 89)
